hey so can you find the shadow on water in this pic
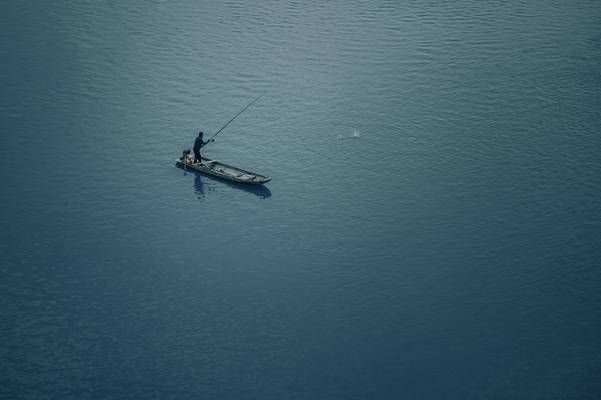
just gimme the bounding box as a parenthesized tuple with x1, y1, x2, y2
(193, 174, 205, 199)
(177, 163, 272, 199)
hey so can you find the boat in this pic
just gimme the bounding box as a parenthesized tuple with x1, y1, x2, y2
(175, 152, 271, 185)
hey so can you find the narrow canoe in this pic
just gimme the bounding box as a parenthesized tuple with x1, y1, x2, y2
(175, 156, 271, 185)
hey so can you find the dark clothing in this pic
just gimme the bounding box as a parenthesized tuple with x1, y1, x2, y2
(193, 136, 210, 163)
(193, 136, 208, 151)
(193, 148, 202, 163)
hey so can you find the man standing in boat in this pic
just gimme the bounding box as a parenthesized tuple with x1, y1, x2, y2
(193, 131, 213, 164)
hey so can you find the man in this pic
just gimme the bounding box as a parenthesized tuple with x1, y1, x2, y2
(193, 131, 214, 164)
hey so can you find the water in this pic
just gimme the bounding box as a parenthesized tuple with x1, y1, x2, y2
(2, 1, 601, 398)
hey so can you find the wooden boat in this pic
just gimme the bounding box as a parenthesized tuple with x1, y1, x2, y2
(175, 154, 271, 185)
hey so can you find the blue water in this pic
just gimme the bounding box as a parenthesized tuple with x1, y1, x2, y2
(2, 1, 601, 398)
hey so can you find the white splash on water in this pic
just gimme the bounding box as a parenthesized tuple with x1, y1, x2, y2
(338, 129, 361, 140)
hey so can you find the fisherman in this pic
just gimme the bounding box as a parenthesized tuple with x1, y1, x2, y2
(193, 131, 214, 164)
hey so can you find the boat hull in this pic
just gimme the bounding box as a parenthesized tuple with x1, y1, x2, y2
(175, 157, 271, 185)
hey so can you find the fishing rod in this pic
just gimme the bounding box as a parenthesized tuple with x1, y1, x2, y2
(207, 92, 265, 143)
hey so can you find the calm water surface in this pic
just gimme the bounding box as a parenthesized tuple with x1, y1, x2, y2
(1, 1, 601, 398)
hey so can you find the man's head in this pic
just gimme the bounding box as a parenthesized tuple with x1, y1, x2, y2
(198, 131, 204, 137)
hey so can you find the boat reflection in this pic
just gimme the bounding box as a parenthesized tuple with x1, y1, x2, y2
(178, 163, 272, 199)
(193, 173, 205, 199)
